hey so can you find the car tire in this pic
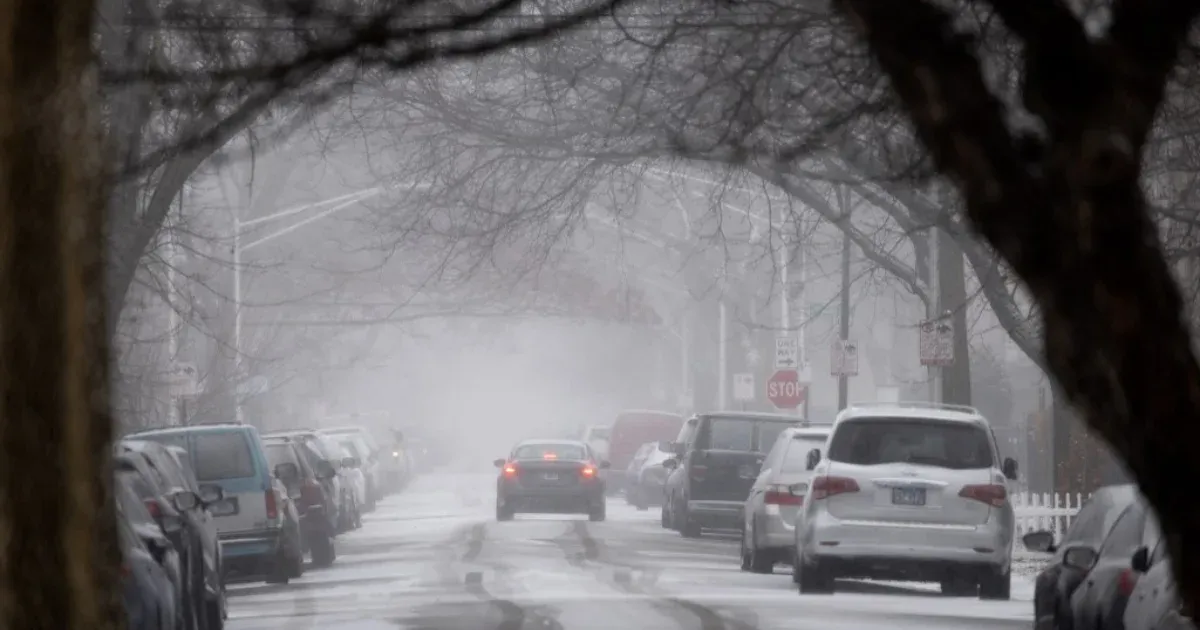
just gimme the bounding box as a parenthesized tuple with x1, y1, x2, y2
(660, 502, 671, 528)
(679, 510, 702, 538)
(496, 501, 514, 522)
(589, 501, 607, 522)
(978, 568, 1011, 601)
(633, 485, 650, 511)
(310, 533, 336, 568)
(204, 597, 224, 630)
(796, 558, 834, 594)
(264, 553, 290, 585)
(744, 525, 773, 574)
(940, 575, 977, 597)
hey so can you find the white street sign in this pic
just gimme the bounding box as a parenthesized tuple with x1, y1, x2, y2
(775, 336, 799, 370)
(831, 339, 859, 376)
(165, 362, 199, 396)
(920, 318, 955, 366)
(733, 373, 755, 402)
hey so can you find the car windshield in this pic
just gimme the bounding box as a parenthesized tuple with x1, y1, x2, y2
(192, 431, 257, 480)
(827, 419, 994, 469)
(514, 443, 587, 460)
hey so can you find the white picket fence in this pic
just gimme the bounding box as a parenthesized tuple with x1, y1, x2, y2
(1012, 491, 1089, 537)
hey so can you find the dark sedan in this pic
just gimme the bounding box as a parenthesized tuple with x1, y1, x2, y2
(494, 440, 610, 522)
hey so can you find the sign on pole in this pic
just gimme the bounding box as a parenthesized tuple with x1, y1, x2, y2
(733, 373, 755, 402)
(775, 336, 799, 370)
(831, 339, 859, 376)
(165, 362, 199, 397)
(919, 318, 955, 366)
(767, 369, 806, 409)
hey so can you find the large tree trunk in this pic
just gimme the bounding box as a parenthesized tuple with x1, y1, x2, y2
(0, 1, 121, 628)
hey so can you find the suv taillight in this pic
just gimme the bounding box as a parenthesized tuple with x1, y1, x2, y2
(764, 484, 802, 506)
(265, 490, 278, 520)
(503, 463, 518, 478)
(958, 484, 1007, 507)
(810, 476, 860, 500)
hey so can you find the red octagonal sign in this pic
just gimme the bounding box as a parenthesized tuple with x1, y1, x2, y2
(767, 369, 806, 409)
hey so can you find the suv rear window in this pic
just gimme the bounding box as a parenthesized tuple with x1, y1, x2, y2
(827, 418, 994, 469)
(780, 435, 828, 473)
(193, 431, 256, 480)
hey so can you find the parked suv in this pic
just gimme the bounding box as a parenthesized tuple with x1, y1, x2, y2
(261, 435, 338, 567)
(661, 412, 801, 538)
(791, 402, 1018, 599)
(131, 423, 305, 584)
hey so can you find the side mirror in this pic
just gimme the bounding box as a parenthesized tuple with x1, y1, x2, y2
(342, 456, 360, 468)
(493, 458, 507, 468)
(788, 482, 808, 498)
(314, 460, 336, 480)
(1023, 530, 1057, 553)
(1062, 545, 1099, 571)
(274, 462, 300, 482)
(599, 460, 611, 469)
(1131, 546, 1151, 573)
(1002, 457, 1019, 481)
(171, 491, 200, 512)
(198, 485, 224, 504)
(805, 449, 821, 471)
(662, 458, 678, 471)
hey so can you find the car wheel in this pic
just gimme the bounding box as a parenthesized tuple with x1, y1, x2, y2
(633, 485, 649, 511)
(660, 501, 671, 528)
(746, 529, 774, 574)
(204, 596, 224, 630)
(264, 552, 290, 585)
(310, 532, 336, 568)
(589, 501, 607, 522)
(978, 568, 1011, 601)
(496, 500, 514, 522)
(679, 509, 701, 538)
(940, 575, 977, 596)
(739, 530, 753, 572)
(796, 558, 834, 594)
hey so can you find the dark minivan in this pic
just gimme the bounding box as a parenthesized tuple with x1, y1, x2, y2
(661, 412, 800, 538)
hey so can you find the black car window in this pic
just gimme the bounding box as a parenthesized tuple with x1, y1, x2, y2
(1100, 504, 1146, 558)
(192, 431, 256, 480)
(756, 423, 792, 452)
(827, 419, 993, 469)
(705, 418, 755, 451)
(514, 443, 586, 460)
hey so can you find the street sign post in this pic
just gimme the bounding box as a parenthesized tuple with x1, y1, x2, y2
(733, 373, 755, 402)
(767, 369, 806, 409)
(831, 339, 859, 376)
(920, 318, 955, 366)
(774, 336, 799, 370)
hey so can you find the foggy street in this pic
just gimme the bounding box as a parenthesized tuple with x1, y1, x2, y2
(226, 471, 1036, 630)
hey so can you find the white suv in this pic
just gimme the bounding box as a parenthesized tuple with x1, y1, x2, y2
(790, 402, 1018, 599)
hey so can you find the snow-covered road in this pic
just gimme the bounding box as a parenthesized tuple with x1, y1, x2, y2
(226, 472, 1037, 630)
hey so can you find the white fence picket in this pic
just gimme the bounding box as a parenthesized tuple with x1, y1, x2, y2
(1012, 490, 1089, 538)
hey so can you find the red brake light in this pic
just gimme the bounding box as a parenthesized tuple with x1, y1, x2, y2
(581, 465, 596, 478)
(265, 490, 278, 520)
(764, 484, 803, 506)
(144, 499, 162, 519)
(543, 452, 558, 460)
(959, 484, 1008, 507)
(1118, 568, 1139, 596)
(503, 463, 518, 478)
(810, 476, 860, 500)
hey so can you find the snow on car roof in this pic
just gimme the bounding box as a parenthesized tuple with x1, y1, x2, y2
(836, 401, 986, 425)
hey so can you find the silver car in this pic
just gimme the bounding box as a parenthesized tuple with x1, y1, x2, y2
(740, 425, 830, 573)
(792, 402, 1018, 599)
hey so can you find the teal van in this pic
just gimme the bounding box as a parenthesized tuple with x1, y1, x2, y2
(130, 423, 303, 583)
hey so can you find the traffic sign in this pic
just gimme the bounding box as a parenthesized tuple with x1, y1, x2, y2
(767, 369, 806, 409)
(775, 337, 799, 369)
(831, 338, 859, 376)
(920, 318, 954, 366)
(733, 373, 755, 402)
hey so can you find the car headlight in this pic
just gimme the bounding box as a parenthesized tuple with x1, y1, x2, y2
(392, 451, 400, 457)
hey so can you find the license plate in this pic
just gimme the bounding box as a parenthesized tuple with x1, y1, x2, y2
(891, 487, 926, 506)
(543, 473, 559, 481)
(210, 499, 238, 516)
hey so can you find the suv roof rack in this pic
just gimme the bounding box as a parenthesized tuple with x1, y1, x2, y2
(845, 401, 981, 415)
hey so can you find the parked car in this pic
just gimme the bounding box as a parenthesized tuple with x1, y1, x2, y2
(792, 402, 1018, 599)
(117, 440, 227, 630)
(604, 411, 683, 496)
(261, 435, 339, 567)
(118, 471, 181, 630)
(129, 423, 305, 584)
(1025, 484, 1141, 630)
(740, 424, 832, 574)
(624, 441, 673, 511)
(1070, 497, 1155, 630)
(1124, 516, 1195, 630)
(661, 412, 800, 538)
(332, 436, 370, 522)
(320, 426, 386, 503)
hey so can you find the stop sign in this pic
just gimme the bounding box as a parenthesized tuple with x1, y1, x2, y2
(767, 369, 806, 408)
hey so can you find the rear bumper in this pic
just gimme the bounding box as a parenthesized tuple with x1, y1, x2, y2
(755, 506, 798, 550)
(218, 529, 282, 564)
(687, 500, 743, 530)
(500, 484, 603, 513)
(798, 509, 1011, 575)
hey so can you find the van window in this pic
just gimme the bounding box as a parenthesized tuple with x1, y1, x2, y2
(706, 418, 755, 451)
(827, 419, 994, 469)
(193, 431, 256, 480)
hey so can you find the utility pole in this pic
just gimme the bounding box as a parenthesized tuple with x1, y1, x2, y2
(928, 227, 941, 402)
(837, 229, 851, 410)
(717, 300, 728, 409)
